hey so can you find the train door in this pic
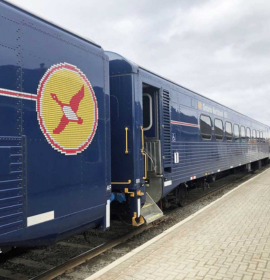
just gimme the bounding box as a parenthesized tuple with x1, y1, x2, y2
(142, 83, 163, 202)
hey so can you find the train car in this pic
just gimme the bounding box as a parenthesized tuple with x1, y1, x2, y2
(0, 1, 110, 250)
(107, 51, 269, 225)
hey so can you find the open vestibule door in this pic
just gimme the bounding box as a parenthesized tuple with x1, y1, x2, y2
(141, 83, 163, 224)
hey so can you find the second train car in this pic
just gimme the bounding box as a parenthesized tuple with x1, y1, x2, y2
(107, 51, 269, 225)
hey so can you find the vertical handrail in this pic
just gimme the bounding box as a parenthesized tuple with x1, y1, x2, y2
(125, 127, 129, 154)
(143, 153, 147, 180)
(140, 126, 144, 152)
(140, 126, 147, 180)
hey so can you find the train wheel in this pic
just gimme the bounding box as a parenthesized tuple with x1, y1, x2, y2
(178, 184, 188, 207)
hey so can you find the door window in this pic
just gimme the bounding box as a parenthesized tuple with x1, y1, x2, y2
(143, 94, 153, 131)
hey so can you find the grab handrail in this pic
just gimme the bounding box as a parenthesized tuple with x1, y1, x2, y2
(125, 127, 129, 154)
(140, 126, 147, 180)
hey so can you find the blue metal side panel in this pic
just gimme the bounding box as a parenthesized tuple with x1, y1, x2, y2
(171, 142, 268, 183)
(110, 74, 138, 187)
(0, 1, 110, 246)
(0, 137, 26, 236)
(109, 61, 145, 215)
(107, 52, 146, 194)
(166, 90, 269, 195)
(133, 74, 144, 187)
(104, 55, 111, 202)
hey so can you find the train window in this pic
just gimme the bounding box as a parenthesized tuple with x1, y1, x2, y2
(214, 119, 223, 140)
(260, 131, 263, 142)
(260, 131, 263, 141)
(143, 94, 152, 131)
(252, 129, 256, 139)
(246, 128, 251, 140)
(225, 122, 232, 141)
(234, 124, 239, 141)
(200, 115, 212, 140)
(241, 126, 245, 140)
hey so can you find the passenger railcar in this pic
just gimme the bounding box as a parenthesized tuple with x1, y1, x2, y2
(107, 51, 269, 225)
(1, 0, 269, 252)
(0, 1, 110, 249)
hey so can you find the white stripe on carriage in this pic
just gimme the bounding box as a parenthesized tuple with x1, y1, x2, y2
(137, 198, 141, 217)
(106, 200, 110, 228)
(0, 88, 37, 101)
(171, 120, 199, 128)
(27, 211, 54, 227)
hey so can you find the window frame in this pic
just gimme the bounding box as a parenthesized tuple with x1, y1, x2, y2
(252, 129, 256, 139)
(143, 93, 153, 131)
(233, 124, 240, 142)
(246, 127, 251, 140)
(240, 126, 245, 140)
(263, 131, 266, 142)
(200, 114, 212, 141)
(259, 131, 263, 142)
(225, 121, 233, 141)
(214, 118, 223, 141)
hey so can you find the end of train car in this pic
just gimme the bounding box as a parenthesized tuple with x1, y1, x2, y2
(106, 51, 269, 225)
(0, 1, 110, 250)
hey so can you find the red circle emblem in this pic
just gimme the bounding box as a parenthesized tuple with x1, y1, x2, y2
(37, 63, 98, 155)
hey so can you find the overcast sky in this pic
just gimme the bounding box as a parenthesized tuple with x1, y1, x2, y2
(13, 0, 270, 125)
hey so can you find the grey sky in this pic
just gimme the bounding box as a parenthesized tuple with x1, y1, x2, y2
(13, 0, 270, 125)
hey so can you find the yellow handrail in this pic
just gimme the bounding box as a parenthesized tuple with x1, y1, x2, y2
(111, 180, 131, 185)
(143, 153, 147, 180)
(124, 188, 134, 197)
(140, 126, 147, 180)
(140, 126, 144, 153)
(125, 127, 129, 154)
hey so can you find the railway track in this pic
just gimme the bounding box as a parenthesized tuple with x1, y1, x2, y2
(32, 223, 156, 280)
(0, 166, 268, 280)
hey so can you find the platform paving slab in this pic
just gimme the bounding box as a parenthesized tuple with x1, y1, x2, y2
(87, 168, 270, 280)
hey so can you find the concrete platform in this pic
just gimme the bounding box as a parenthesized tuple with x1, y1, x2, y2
(87, 168, 270, 280)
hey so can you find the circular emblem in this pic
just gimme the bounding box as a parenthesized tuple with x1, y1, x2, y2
(37, 63, 98, 155)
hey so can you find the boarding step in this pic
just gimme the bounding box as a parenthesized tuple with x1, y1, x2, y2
(141, 192, 163, 224)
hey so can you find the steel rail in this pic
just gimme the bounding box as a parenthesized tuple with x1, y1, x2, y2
(31, 223, 156, 280)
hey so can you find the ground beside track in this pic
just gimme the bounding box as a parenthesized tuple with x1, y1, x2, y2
(56, 166, 269, 280)
(0, 166, 268, 279)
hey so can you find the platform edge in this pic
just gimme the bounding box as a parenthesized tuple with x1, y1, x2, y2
(85, 168, 270, 280)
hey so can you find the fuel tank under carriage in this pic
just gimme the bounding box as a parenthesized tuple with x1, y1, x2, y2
(107, 51, 269, 225)
(0, 1, 110, 249)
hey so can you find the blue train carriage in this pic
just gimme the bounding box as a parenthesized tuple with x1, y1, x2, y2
(0, 1, 111, 251)
(107, 51, 269, 225)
